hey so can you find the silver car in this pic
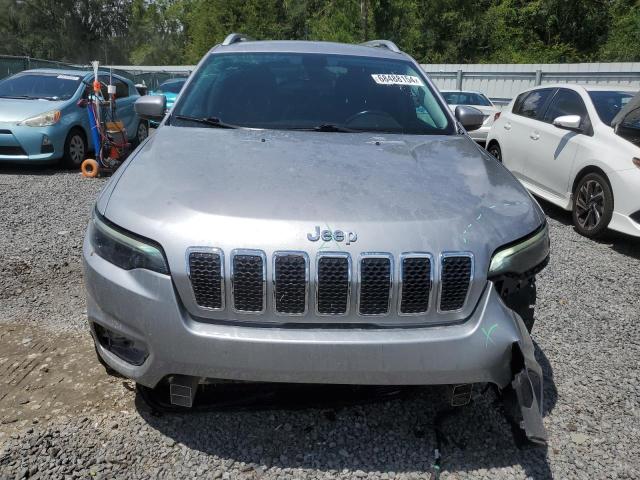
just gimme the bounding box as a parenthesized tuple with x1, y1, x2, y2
(83, 35, 550, 445)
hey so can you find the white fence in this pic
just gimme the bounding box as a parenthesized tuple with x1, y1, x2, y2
(421, 63, 640, 105)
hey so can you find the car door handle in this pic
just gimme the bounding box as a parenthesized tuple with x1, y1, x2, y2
(504, 123, 512, 131)
(530, 132, 540, 140)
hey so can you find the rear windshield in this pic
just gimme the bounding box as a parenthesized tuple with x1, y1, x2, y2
(588, 91, 634, 126)
(172, 52, 454, 135)
(157, 79, 185, 94)
(441, 91, 492, 107)
(0, 73, 82, 101)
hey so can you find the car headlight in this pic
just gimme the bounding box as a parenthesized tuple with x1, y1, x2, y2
(89, 211, 169, 274)
(489, 224, 550, 278)
(20, 110, 61, 127)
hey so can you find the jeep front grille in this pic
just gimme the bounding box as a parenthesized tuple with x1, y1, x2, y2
(231, 250, 266, 313)
(399, 254, 432, 315)
(358, 254, 392, 315)
(316, 253, 351, 315)
(273, 252, 308, 315)
(439, 254, 473, 312)
(185, 249, 474, 319)
(187, 248, 224, 310)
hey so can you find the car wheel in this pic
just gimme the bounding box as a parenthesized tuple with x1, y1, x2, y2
(63, 128, 87, 168)
(135, 121, 149, 145)
(572, 172, 613, 238)
(503, 278, 536, 333)
(488, 142, 502, 162)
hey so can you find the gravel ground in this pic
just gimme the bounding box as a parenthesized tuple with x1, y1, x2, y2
(1, 168, 640, 479)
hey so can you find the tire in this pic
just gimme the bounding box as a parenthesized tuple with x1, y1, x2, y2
(134, 120, 149, 145)
(572, 172, 613, 238)
(62, 128, 87, 168)
(487, 142, 502, 162)
(503, 278, 536, 333)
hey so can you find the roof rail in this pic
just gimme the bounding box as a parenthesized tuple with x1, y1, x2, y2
(222, 33, 254, 46)
(361, 40, 401, 53)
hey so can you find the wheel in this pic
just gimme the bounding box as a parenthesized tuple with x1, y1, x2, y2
(81, 158, 100, 178)
(487, 142, 502, 162)
(135, 120, 149, 145)
(572, 172, 613, 238)
(62, 128, 87, 167)
(503, 279, 536, 333)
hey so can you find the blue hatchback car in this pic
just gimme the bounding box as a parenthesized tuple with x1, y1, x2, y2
(148, 78, 187, 127)
(0, 69, 148, 166)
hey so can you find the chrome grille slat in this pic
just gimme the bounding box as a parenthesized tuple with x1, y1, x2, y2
(186, 247, 225, 311)
(358, 253, 392, 315)
(273, 252, 309, 315)
(231, 249, 266, 313)
(316, 252, 351, 315)
(439, 253, 473, 312)
(398, 253, 432, 315)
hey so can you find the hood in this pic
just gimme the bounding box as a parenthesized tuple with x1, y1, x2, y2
(0, 98, 68, 123)
(103, 126, 543, 273)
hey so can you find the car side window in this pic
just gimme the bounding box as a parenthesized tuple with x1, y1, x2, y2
(114, 79, 129, 99)
(543, 89, 588, 124)
(515, 89, 554, 119)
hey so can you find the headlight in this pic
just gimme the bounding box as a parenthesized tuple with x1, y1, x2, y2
(89, 211, 169, 274)
(20, 110, 61, 127)
(489, 224, 550, 278)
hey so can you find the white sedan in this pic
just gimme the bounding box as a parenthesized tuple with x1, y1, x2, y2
(486, 84, 640, 238)
(440, 90, 499, 143)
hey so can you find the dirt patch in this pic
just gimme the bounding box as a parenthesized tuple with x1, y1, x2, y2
(0, 323, 133, 438)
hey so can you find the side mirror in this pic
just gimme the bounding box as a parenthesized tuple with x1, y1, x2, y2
(455, 105, 485, 132)
(553, 115, 582, 132)
(135, 95, 166, 122)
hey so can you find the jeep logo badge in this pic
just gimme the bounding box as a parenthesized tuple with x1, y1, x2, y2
(307, 226, 357, 245)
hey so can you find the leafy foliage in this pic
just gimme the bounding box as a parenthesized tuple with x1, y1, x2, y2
(0, 0, 638, 65)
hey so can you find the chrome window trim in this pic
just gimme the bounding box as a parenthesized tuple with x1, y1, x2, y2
(437, 251, 474, 314)
(272, 251, 310, 316)
(315, 251, 352, 316)
(230, 248, 267, 314)
(397, 252, 434, 316)
(357, 252, 393, 316)
(185, 246, 225, 312)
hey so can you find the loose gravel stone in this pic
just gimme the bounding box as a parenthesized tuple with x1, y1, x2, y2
(1, 169, 639, 479)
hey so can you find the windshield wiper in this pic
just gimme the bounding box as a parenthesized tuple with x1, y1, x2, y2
(173, 115, 238, 129)
(0, 95, 38, 100)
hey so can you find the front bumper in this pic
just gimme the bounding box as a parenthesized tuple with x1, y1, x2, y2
(608, 168, 640, 238)
(83, 236, 544, 393)
(0, 122, 65, 162)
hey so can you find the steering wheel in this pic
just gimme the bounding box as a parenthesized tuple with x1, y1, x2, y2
(344, 109, 395, 126)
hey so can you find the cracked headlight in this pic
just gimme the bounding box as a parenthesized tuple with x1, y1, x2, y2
(89, 211, 169, 274)
(489, 224, 550, 278)
(20, 109, 61, 127)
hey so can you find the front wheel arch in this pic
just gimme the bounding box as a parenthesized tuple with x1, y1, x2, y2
(570, 165, 613, 207)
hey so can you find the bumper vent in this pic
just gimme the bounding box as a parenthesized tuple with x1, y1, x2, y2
(316, 254, 351, 315)
(399, 255, 432, 314)
(358, 255, 392, 315)
(188, 250, 224, 310)
(439, 254, 473, 312)
(231, 250, 266, 313)
(0, 145, 27, 156)
(274, 252, 308, 315)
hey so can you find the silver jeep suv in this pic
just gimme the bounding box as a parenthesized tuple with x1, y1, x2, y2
(83, 35, 550, 444)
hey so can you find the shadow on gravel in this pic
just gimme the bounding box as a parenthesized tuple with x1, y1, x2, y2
(538, 197, 640, 260)
(0, 164, 59, 175)
(134, 344, 556, 479)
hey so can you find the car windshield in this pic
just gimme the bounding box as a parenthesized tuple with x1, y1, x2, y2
(588, 91, 635, 126)
(157, 80, 185, 94)
(172, 52, 454, 134)
(441, 91, 492, 107)
(0, 73, 82, 100)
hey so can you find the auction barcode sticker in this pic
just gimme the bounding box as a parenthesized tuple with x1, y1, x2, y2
(371, 74, 424, 86)
(57, 75, 80, 81)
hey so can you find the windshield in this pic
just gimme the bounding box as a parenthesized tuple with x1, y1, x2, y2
(0, 73, 82, 100)
(172, 52, 454, 135)
(157, 79, 186, 94)
(588, 91, 634, 126)
(441, 91, 492, 107)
